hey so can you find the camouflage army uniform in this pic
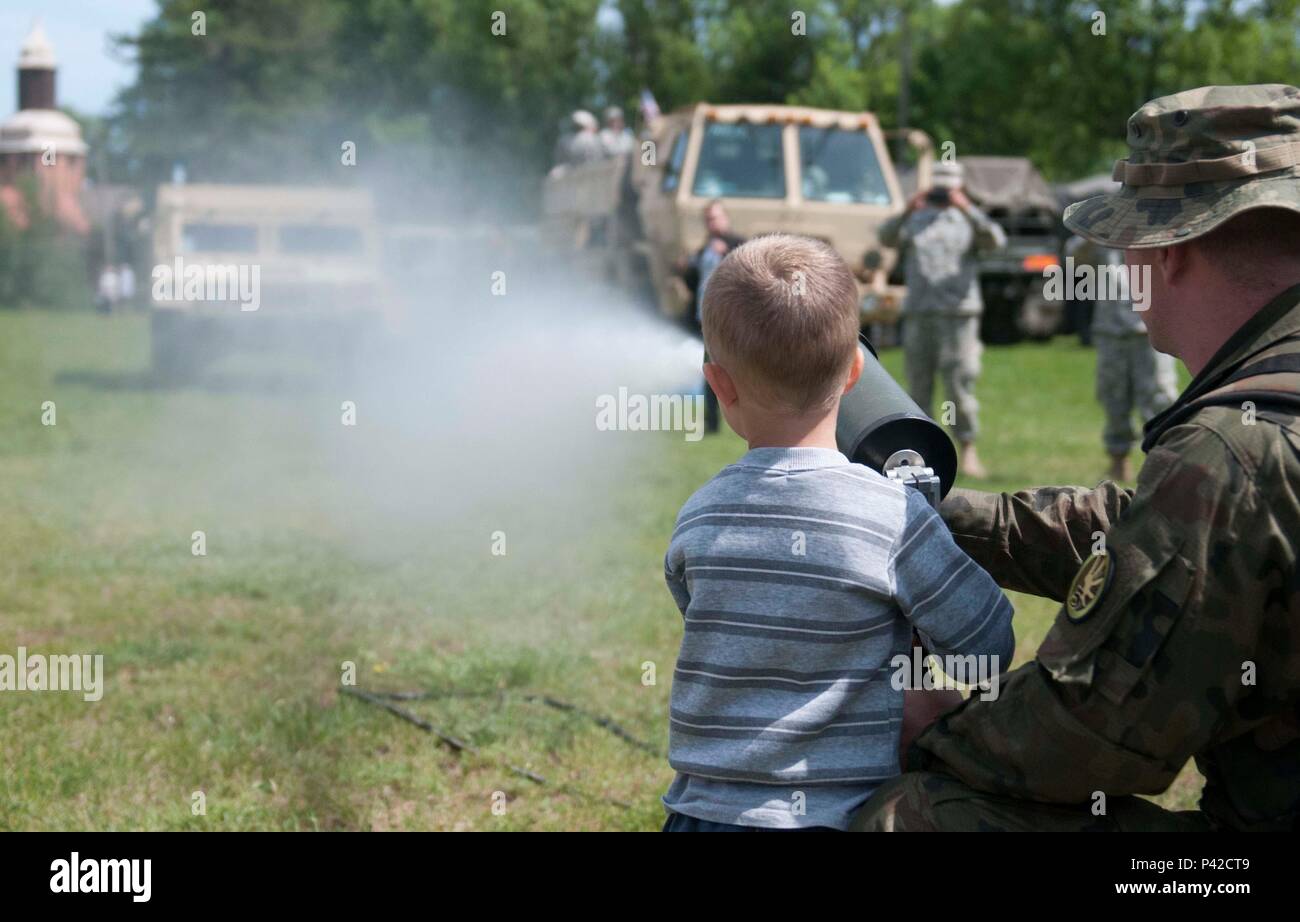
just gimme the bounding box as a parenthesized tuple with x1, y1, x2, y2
(1084, 243, 1180, 455)
(854, 84, 1300, 832)
(879, 186, 1006, 443)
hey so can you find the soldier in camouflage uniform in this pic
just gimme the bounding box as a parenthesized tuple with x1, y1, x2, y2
(853, 84, 1300, 832)
(1072, 238, 1181, 480)
(879, 161, 1007, 478)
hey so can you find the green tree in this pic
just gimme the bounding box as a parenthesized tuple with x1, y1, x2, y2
(112, 0, 607, 213)
(605, 0, 712, 114)
(106, 0, 1300, 200)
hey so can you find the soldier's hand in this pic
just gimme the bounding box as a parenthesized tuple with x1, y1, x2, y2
(908, 190, 928, 211)
(949, 188, 972, 211)
(900, 686, 963, 769)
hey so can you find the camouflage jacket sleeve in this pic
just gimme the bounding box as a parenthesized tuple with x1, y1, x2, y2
(912, 421, 1285, 803)
(877, 210, 910, 249)
(960, 204, 1007, 254)
(939, 482, 1135, 600)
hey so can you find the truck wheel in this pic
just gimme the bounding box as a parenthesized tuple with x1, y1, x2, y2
(1017, 290, 1064, 340)
(979, 299, 1019, 344)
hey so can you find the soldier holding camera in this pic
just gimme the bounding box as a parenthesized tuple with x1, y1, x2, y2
(879, 161, 1006, 479)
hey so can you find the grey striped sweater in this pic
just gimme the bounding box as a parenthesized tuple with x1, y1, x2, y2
(662, 446, 1014, 829)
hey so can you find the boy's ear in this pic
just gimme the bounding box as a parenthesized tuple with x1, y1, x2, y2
(842, 346, 865, 395)
(703, 361, 739, 407)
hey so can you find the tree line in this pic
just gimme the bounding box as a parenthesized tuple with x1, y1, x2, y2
(99, 0, 1300, 213)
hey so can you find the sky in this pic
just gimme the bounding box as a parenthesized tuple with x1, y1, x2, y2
(2, 0, 156, 118)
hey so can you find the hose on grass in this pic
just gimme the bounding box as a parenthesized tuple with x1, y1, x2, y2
(341, 686, 647, 811)
(367, 687, 663, 756)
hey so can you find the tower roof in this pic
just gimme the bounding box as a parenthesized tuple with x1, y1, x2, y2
(0, 109, 86, 155)
(19, 20, 56, 70)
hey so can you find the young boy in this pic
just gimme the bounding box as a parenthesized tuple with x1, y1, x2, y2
(662, 234, 1014, 831)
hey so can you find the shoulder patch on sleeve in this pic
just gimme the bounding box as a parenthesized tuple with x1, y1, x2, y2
(1066, 551, 1113, 623)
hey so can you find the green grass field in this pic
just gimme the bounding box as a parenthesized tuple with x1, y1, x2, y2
(0, 309, 1201, 830)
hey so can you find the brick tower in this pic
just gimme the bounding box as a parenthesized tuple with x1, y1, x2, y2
(0, 20, 89, 233)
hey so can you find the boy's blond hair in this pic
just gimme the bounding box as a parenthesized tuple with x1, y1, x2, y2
(702, 234, 860, 412)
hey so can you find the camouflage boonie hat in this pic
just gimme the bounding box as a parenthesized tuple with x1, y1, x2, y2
(1064, 84, 1300, 249)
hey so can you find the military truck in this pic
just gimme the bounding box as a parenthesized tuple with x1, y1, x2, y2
(957, 156, 1064, 343)
(543, 104, 933, 330)
(149, 184, 388, 381)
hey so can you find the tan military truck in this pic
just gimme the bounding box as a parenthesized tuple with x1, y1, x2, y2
(149, 184, 387, 381)
(543, 103, 933, 329)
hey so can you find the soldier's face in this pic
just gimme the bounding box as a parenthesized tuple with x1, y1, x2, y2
(705, 206, 730, 236)
(1125, 247, 1172, 350)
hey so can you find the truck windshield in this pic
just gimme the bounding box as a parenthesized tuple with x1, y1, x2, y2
(279, 225, 364, 255)
(692, 122, 784, 199)
(181, 223, 258, 254)
(798, 126, 891, 205)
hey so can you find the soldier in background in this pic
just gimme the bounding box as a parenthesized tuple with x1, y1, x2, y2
(550, 115, 573, 168)
(853, 84, 1300, 832)
(554, 110, 602, 167)
(1073, 237, 1180, 480)
(677, 200, 745, 434)
(95, 263, 119, 314)
(118, 262, 136, 310)
(879, 160, 1006, 478)
(599, 106, 635, 158)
